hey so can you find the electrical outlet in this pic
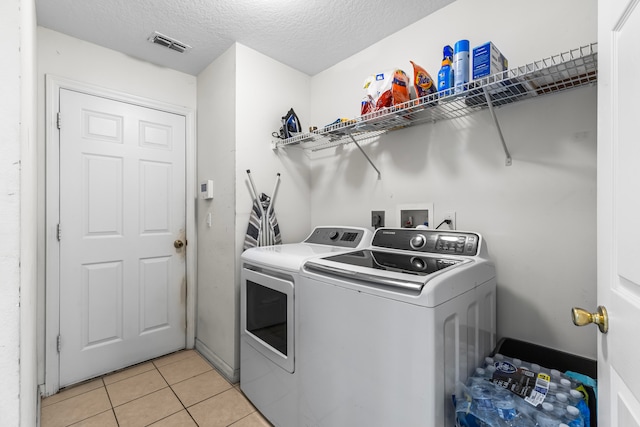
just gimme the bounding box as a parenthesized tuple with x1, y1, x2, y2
(443, 211, 456, 230)
(371, 210, 385, 229)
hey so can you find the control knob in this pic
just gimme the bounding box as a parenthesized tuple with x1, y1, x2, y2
(410, 234, 426, 249)
(410, 257, 426, 271)
(328, 231, 340, 240)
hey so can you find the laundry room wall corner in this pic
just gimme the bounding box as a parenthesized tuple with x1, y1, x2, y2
(196, 42, 312, 381)
(196, 45, 239, 381)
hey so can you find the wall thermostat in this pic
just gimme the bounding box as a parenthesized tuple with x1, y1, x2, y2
(200, 180, 214, 200)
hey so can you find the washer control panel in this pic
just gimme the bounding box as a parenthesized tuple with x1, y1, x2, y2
(372, 228, 480, 255)
(304, 227, 370, 248)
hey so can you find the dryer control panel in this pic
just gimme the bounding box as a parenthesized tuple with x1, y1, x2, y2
(303, 227, 370, 248)
(372, 228, 480, 256)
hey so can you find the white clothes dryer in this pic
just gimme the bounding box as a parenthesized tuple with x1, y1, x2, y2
(240, 226, 372, 427)
(297, 227, 497, 427)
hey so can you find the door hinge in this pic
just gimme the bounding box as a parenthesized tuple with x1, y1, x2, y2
(57, 223, 62, 241)
(56, 112, 61, 129)
(56, 335, 61, 353)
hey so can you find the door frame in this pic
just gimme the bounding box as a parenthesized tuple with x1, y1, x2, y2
(43, 75, 197, 396)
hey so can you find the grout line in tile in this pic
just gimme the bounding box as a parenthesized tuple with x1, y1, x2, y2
(42, 378, 106, 408)
(102, 376, 117, 411)
(151, 349, 199, 369)
(148, 388, 201, 427)
(102, 361, 158, 386)
(106, 365, 165, 389)
(167, 380, 189, 411)
(66, 408, 115, 426)
(43, 351, 262, 427)
(229, 412, 254, 426)
(110, 384, 174, 409)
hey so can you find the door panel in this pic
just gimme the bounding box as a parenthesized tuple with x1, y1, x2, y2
(59, 89, 186, 386)
(83, 261, 123, 347)
(598, 0, 640, 424)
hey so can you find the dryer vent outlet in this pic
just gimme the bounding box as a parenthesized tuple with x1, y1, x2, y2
(371, 211, 385, 229)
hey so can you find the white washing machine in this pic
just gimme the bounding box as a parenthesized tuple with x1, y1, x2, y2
(240, 226, 372, 427)
(297, 227, 497, 427)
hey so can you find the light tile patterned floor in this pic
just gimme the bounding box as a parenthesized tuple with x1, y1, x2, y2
(40, 350, 273, 427)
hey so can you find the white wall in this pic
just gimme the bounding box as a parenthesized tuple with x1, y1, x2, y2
(36, 27, 197, 384)
(1, 0, 38, 425)
(37, 27, 197, 108)
(196, 43, 311, 381)
(1, 1, 26, 424)
(234, 44, 312, 245)
(20, 0, 38, 425)
(195, 45, 239, 379)
(308, 0, 598, 358)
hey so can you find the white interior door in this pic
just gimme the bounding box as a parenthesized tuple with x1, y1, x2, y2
(597, 1, 640, 425)
(58, 88, 187, 386)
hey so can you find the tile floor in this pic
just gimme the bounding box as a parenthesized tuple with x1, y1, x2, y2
(40, 350, 273, 427)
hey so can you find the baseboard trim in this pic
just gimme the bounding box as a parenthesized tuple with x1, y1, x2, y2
(195, 339, 239, 383)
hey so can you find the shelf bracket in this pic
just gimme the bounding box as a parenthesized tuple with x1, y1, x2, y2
(483, 87, 513, 166)
(348, 133, 381, 179)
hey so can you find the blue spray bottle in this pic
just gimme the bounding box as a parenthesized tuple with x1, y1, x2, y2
(437, 45, 454, 96)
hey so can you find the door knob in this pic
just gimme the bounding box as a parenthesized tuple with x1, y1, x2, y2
(571, 305, 608, 334)
(174, 239, 185, 249)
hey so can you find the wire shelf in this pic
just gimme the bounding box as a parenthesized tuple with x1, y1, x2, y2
(272, 43, 597, 153)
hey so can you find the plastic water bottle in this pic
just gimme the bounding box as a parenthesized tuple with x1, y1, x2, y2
(559, 378, 573, 392)
(494, 391, 537, 427)
(469, 383, 501, 426)
(568, 389, 590, 426)
(555, 392, 569, 406)
(453, 39, 470, 93)
(563, 405, 584, 427)
(469, 367, 490, 386)
(486, 364, 497, 377)
(536, 402, 562, 427)
(493, 389, 516, 419)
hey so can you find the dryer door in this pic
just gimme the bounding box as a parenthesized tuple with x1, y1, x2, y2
(241, 268, 294, 373)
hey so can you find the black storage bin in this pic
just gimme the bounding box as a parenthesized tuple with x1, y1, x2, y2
(492, 337, 597, 427)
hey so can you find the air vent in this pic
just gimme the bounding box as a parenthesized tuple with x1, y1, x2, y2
(148, 31, 191, 53)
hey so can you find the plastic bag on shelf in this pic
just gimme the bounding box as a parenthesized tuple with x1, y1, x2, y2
(410, 60, 437, 100)
(360, 69, 410, 115)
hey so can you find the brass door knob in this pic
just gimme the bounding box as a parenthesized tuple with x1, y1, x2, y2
(174, 240, 185, 249)
(571, 306, 608, 334)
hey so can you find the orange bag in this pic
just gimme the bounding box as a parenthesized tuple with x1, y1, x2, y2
(391, 69, 410, 106)
(410, 61, 436, 99)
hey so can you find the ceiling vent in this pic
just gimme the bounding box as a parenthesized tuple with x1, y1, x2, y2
(148, 31, 191, 53)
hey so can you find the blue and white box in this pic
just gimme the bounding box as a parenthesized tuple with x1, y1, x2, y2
(472, 42, 508, 80)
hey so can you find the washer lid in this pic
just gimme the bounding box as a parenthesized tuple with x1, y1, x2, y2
(304, 249, 470, 295)
(321, 249, 462, 276)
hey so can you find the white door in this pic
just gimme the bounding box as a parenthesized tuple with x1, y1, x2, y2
(58, 89, 187, 386)
(597, 1, 640, 424)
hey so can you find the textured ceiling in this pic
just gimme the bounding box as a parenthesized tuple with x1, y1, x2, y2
(35, 0, 454, 76)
